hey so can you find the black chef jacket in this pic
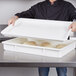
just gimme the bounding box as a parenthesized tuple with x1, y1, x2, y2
(15, 0, 76, 21)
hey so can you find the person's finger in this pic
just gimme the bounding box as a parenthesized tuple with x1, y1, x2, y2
(68, 24, 72, 29)
(72, 27, 75, 32)
(8, 19, 15, 26)
(12, 21, 15, 26)
(68, 24, 74, 32)
(8, 20, 12, 26)
(72, 26, 76, 32)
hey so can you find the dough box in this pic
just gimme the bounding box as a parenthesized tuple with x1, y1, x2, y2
(1, 18, 76, 58)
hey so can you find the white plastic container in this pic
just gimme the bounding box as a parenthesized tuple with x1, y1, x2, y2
(1, 18, 76, 58)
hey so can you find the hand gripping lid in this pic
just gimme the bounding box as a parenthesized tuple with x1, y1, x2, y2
(1, 18, 72, 41)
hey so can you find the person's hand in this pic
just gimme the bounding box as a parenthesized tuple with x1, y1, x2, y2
(69, 22, 76, 32)
(8, 16, 19, 26)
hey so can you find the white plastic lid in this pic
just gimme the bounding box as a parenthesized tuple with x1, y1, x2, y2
(1, 18, 72, 41)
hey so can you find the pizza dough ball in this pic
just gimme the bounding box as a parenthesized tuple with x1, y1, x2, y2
(24, 41, 37, 46)
(19, 38, 28, 44)
(36, 40, 47, 45)
(12, 38, 28, 44)
(40, 42, 52, 47)
(55, 44, 67, 49)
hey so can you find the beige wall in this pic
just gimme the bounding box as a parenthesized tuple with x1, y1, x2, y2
(0, 0, 43, 24)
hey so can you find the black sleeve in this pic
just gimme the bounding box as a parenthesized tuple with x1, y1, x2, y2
(15, 5, 36, 18)
(68, 3, 76, 21)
